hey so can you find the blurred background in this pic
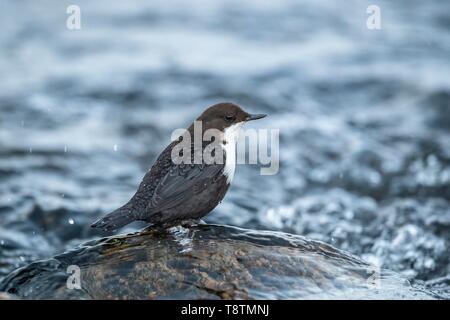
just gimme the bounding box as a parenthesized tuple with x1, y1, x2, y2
(0, 0, 449, 297)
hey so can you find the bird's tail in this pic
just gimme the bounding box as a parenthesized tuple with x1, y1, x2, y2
(91, 205, 134, 232)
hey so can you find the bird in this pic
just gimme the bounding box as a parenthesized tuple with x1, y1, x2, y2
(91, 102, 266, 231)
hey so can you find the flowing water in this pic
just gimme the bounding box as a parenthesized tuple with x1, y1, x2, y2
(0, 0, 449, 298)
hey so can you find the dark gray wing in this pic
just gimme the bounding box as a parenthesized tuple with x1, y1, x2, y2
(146, 164, 224, 214)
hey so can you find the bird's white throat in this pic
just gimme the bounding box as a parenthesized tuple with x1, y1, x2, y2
(222, 122, 243, 184)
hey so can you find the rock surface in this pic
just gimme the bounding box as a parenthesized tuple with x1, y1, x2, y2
(0, 292, 17, 300)
(0, 224, 437, 299)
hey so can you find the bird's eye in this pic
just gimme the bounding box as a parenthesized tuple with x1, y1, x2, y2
(225, 115, 235, 122)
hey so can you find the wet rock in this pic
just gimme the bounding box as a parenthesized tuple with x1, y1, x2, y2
(0, 224, 435, 300)
(0, 292, 18, 300)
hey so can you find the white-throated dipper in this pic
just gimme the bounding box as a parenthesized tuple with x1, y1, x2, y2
(91, 102, 266, 231)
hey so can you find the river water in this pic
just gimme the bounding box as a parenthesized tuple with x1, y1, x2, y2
(0, 0, 449, 298)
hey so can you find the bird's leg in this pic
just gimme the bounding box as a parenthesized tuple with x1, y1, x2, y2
(180, 218, 205, 228)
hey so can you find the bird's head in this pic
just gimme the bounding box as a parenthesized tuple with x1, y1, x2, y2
(195, 102, 266, 133)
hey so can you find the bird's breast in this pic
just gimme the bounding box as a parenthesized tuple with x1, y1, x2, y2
(221, 142, 235, 184)
(221, 123, 243, 184)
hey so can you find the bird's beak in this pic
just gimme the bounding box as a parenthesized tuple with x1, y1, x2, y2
(246, 113, 267, 121)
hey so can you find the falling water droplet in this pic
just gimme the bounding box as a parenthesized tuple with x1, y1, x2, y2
(68, 218, 75, 225)
(113, 144, 118, 152)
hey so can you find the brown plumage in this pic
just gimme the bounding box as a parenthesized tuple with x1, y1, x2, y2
(91, 102, 266, 231)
